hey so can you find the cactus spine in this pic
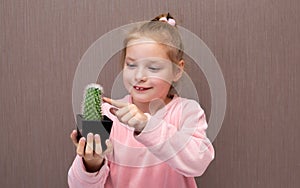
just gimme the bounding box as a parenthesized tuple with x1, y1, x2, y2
(82, 83, 103, 121)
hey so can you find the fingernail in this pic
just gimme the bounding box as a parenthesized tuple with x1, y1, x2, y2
(109, 108, 118, 115)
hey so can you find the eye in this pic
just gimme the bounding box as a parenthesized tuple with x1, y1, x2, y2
(126, 62, 137, 69)
(148, 66, 161, 72)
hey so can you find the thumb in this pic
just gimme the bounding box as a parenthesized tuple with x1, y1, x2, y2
(109, 107, 118, 116)
(103, 139, 113, 156)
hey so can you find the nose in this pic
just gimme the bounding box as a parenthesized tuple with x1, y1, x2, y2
(135, 67, 147, 82)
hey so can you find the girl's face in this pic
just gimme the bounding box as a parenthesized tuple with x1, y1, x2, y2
(123, 40, 183, 105)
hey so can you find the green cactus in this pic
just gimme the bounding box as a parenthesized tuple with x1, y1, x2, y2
(82, 83, 103, 121)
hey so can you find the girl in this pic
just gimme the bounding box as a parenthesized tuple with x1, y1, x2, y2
(68, 13, 214, 188)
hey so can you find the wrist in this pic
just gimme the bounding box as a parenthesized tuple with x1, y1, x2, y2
(82, 157, 105, 173)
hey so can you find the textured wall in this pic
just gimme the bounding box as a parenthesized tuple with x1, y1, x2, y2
(1, 0, 299, 187)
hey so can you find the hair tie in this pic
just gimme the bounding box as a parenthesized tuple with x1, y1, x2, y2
(152, 13, 177, 26)
(159, 17, 176, 26)
(167, 18, 176, 26)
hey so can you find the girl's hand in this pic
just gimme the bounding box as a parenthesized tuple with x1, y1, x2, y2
(70, 130, 113, 172)
(103, 97, 148, 133)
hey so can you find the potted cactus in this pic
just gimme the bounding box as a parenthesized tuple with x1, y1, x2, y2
(76, 83, 113, 150)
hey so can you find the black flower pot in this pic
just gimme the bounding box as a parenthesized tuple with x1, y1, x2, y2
(76, 114, 113, 150)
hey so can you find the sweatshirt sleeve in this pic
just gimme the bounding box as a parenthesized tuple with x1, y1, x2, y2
(68, 155, 110, 188)
(134, 99, 215, 177)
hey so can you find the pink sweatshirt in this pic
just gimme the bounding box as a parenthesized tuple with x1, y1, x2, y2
(68, 95, 214, 188)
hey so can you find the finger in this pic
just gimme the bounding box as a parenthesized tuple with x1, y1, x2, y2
(127, 116, 139, 127)
(103, 97, 128, 108)
(109, 107, 118, 116)
(120, 108, 137, 123)
(85, 133, 94, 159)
(115, 103, 137, 117)
(94, 134, 102, 156)
(70, 130, 78, 146)
(76, 137, 86, 157)
(128, 114, 147, 132)
(114, 104, 131, 117)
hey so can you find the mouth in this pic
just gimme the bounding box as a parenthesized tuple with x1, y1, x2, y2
(133, 86, 152, 91)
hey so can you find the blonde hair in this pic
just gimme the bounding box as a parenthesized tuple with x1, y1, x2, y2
(122, 14, 184, 66)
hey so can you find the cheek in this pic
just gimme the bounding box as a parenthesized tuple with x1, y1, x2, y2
(149, 72, 174, 85)
(150, 77, 172, 88)
(122, 70, 132, 87)
(122, 68, 133, 80)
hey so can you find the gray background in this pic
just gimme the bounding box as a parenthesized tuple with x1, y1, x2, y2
(1, 0, 299, 187)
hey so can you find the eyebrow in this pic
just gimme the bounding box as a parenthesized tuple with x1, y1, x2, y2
(125, 56, 136, 61)
(125, 57, 170, 65)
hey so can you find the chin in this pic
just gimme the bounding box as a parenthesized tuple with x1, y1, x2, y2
(131, 95, 152, 103)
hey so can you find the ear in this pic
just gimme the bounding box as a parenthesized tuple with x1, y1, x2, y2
(173, 60, 185, 82)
